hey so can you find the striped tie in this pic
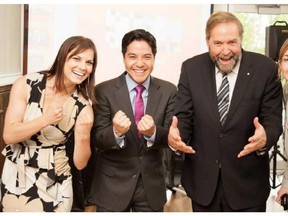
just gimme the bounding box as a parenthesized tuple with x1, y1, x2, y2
(217, 73, 229, 125)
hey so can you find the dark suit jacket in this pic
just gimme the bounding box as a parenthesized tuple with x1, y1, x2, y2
(174, 50, 283, 210)
(91, 72, 177, 211)
(65, 134, 98, 211)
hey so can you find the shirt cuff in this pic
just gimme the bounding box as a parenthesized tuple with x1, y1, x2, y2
(113, 128, 125, 148)
(256, 147, 267, 156)
(168, 143, 181, 156)
(144, 127, 156, 147)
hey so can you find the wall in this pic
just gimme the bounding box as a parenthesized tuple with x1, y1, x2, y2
(0, 4, 23, 86)
(27, 4, 211, 86)
(0, 4, 23, 177)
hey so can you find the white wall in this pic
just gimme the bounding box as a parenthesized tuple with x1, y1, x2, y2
(27, 4, 211, 86)
(0, 4, 23, 86)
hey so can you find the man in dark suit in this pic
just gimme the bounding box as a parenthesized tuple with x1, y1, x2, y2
(91, 29, 177, 212)
(168, 11, 283, 212)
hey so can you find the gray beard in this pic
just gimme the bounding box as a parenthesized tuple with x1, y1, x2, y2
(215, 57, 238, 74)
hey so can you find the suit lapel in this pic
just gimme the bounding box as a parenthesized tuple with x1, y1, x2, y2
(138, 77, 162, 152)
(146, 77, 162, 117)
(226, 51, 254, 125)
(113, 73, 142, 142)
(114, 74, 134, 120)
(202, 51, 254, 128)
(202, 58, 221, 126)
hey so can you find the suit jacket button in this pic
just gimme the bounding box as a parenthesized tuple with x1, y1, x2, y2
(216, 160, 221, 168)
(138, 156, 143, 160)
(219, 133, 224, 138)
(133, 174, 137, 179)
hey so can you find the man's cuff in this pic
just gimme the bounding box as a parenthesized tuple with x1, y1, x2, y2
(256, 147, 267, 156)
(113, 128, 125, 148)
(144, 127, 156, 147)
(168, 143, 181, 156)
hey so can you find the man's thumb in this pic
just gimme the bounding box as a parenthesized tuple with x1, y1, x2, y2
(253, 117, 260, 129)
(172, 116, 178, 128)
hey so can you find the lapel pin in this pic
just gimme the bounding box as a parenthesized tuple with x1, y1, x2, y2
(247, 73, 250, 76)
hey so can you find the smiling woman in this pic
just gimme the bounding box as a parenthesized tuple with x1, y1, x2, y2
(0, 36, 97, 212)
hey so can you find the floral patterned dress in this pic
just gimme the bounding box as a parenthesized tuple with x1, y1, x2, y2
(1, 72, 88, 212)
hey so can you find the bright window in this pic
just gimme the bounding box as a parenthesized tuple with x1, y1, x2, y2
(234, 13, 288, 55)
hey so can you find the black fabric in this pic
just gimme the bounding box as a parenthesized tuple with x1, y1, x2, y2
(65, 133, 97, 212)
(191, 173, 266, 212)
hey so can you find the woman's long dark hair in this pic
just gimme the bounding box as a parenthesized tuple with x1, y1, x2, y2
(46, 36, 97, 104)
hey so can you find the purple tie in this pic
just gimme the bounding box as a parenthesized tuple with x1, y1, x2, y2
(134, 85, 145, 126)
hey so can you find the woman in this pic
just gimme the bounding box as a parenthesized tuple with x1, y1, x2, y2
(276, 38, 288, 206)
(0, 36, 97, 212)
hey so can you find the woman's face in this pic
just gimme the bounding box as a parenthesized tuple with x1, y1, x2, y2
(63, 48, 95, 85)
(279, 49, 288, 80)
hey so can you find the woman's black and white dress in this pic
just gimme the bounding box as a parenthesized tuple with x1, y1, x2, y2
(1, 72, 88, 212)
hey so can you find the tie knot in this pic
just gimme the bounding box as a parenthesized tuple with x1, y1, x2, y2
(135, 85, 145, 94)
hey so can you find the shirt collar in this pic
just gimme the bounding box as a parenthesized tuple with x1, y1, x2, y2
(125, 73, 150, 92)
